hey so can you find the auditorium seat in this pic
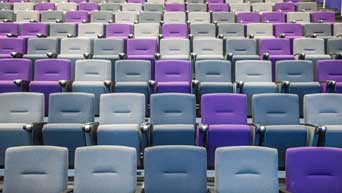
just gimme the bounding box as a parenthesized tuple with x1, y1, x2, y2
(150, 93, 196, 145)
(212, 12, 235, 23)
(327, 38, 342, 58)
(293, 38, 330, 64)
(90, 11, 113, 23)
(303, 23, 332, 39)
(230, 3, 250, 13)
(78, 23, 104, 38)
(311, 11, 335, 23)
(35, 2, 56, 11)
(252, 3, 273, 12)
(247, 23, 274, 39)
(25, 38, 59, 61)
(218, 23, 245, 39)
(297, 2, 317, 12)
(200, 94, 252, 168)
(162, 23, 188, 38)
(316, 60, 342, 93)
(133, 23, 160, 39)
(0, 59, 32, 92)
(0, 38, 25, 58)
(0, 93, 44, 167)
(93, 39, 124, 70)
(236, 12, 260, 23)
(188, 3, 207, 12)
(214, 146, 278, 193)
(192, 38, 224, 60)
(41, 11, 64, 23)
(42, 93, 94, 168)
(188, 12, 211, 23)
(0, 23, 19, 37)
(252, 93, 309, 169)
(260, 12, 286, 23)
(190, 23, 216, 39)
(158, 38, 190, 60)
(2, 146, 68, 193)
(274, 2, 296, 12)
(106, 23, 133, 39)
(0, 10, 14, 22)
(144, 146, 207, 193)
(49, 23, 77, 38)
(287, 12, 311, 23)
(165, 3, 185, 12)
(163, 12, 186, 23)
(274, 23, 303, 39)
(138, 12, 162, 23)
(208, 3, 228, 12)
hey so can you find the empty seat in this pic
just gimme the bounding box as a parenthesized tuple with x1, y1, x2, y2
(162, 23, 188, 39)
(316, 60, 342, 93)
(78, 23, 104, 38)
(163, 12, 186, 23)
(303, 23, 333, 39)
(155, 60, 192, 93)
(42, 93, 95, 168)
(20, 23, 48, 38)
(3, 146, 68, 193)
(29, 59, 71, 114)
(165, 3, 185, 11)
(274, 23, 303, 39)
(71, 146, 137, 193)
(144, 146, 207, 193)
(193, 38, 224, 60)
(287, 12, 310, 23)
(96, 94, 145, 165)
(212, 12, 235, 24)
(106, 23, 133, 39)
(99, 3, 121, 12)
(334, 23, 342, 36)
(90, 11, 113, 23)
(218, 23, 245, 39)
(15, 10, 39, 23)
(293, 38, 331, 64)
(252, 3, 273, 12)
(214, 146, 278, 193)
(133, 23, 160, 39)
(188, 3, 207, 12)
(285, 147, 342, 193)
(78, 2, 99, 12)
(327, 38, 342, 58)
(208, 3, 229, 12)
(235, 60, 277, 115)
(13, 2, 34, 11)
(0, 10, 15, 22)
(139, 11, 162, 23)
(0, 93, 44, 166)
(126, 38, 157, 62)
(93, 39, 124, 70)
(115, 11, 137, 24)
(194, 60, 233, 97)
(0, 23, 19, 37)
(230, 3, 250, 12)
(252, 93, 309, 168)
(49, 23, 77, 38)
(158, 38, 190, 60)
(143, 3, 164, 12)
(0, 3, 12, 10)
(150, 93, 196, 145)
(246, 23, 274, 39)
(274, 2, 295, 12)
(41, 11, 64, 23)
(236, 12, 260, 24)
(261, 12, 286, 23)
(311, 11, 335, 23)
(0, 59, 32, 93)
(0, 38, 26, 58)
(35, 2, 56, 11)
(200, 94, 252, 167)
(188, 12, 210, 24)
(72, 59, 112, 115)
(56, 2, 77, 11)
(121, 3, 142, 12)
(296, 2, 317, 12)
(65, 11, 89, 23)
(25, 38, 59, 61)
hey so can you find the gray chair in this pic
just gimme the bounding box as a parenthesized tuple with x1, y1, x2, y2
(190, 23, 216, 39)
(70, 146, 137, 193)
(212, 12, 235, 24)
(114, 60, 152, 108)
(218, 23, 245, 39)
(115, 12, 138, 24)
(252, 3, 273, 12)
(192, 38, 224, 60)
(143, 3, 164, 12)
(252, 93, 310, 169)
(41, 11, 64, 23)
(188, 12, 211, 24)
(13, 2, 34, 11)
(230, 3, 251, 12)
(144, 146, 207, 193)
(2, 146, 68, 193)
(303, 23, 333, 39)
(78, 23, 104, 38)
(194, 60, 233, 98)
(133, 23, 160, 39)
(235, 60, 277, 115)
(122, 3, 142, 12)
(214, 146, 278, 193)
(138, 12, 162, 23)
(25, 38, 59, 61)
(163, 12, 186, 23)
(42, 93, 95, 168)
(334, 23, 342, 36)
(15, 10, 39, 23)
(0, 3, 11, 10)
(150, 94, 196, 146)
(304, 94, 342, 148)
(158, 38, 190, 60)
(246, 23, 274, 39)
(287, 12, 310, 23)
(72, 59, 112, 115)
(0, 10, 15, 22)
(276, 60, 321, 117)
(90, 11, 114, 23)
(56, 2, 77, 11)
(187, 3, 207, 12)
(296, 2, 317, 12)
(49, 23, 77, 38)
(327, 38, 342, 58)
(293, 38, 331, 64)
(0, 93, 44, 167)
(99, 3, 121, 12)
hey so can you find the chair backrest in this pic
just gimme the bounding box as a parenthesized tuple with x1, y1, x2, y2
(0, 38, 25, 55)
(65, 11, 89, 23)
(0, 58, 32, 81)
(139, 12, 162, 23)
(297, 2, 317, 11)
(127, 39, 157, 56)
(163, 12, 186, 23)
(304, 94, 342, 125)
(0, 93, 44, 123)
(334, 23, 342, 36)
(190, 23, 216, 38)
(0, 23, 19, 36)
(193, 38, 223, 56)
(216, 146, 278, 193)
(16, 10, 39, 23)
(155, 60, 191, 82)
(201, 93, 247, 125)
(90, 11, 113, 23)
(115, 60, 151, 82)
(303, 23, 332, 37)
(93, 39, 124, 56)
(252, 93, 300, 125)
(49, 23, 77, 37)
(316, 60, 342, 82)
(274, 2, 295, 12)
(218, 23, 245, 38)
(225, 39, 257, 55)
(34, 59, 71, 81)
(3, 146, 68, 193)
(162, 23, 188, 38)
(74, 59, 111, 81)
(144, 146, 207, 193)
(287, 12, 310, 23)
(151, 93, 196, 125)
(237, 12, 260, 24)
(259, 38, 291, 55)
(100, 3, 121, 12)
(208, 3, 228, 12)
(35, 2, 56, 11)
(106, 23, 132, 38)
(311, 11, 335, 23)
(160, 38, 190, 56)
(115, 11, 137, 24)
(78, 2, 99, 12)
(253, 3, 273, 12)
(73, 146, 136, 193)
(327, 39, 342, 55)
(60, 38, 91, 55)
(21, 23, 48, 37)
(261, 12, 286, 23)
(99, 93, 145, 124)
(188, 12, 210, 23)
(165, 3, 185, 11)
(274, 23, 303, 37)
(0, 10, 14, 22)
(27, 38, 59, 55)
(286, 147, 342, 193)
(276, 60, 314, 82)
(134, 23, 160, 38)
(235, 60, 272, 82)
(293, 38, 325, 55)
(195, 60, 231, 82)
(78, 23, 104, 37)
(48, 93, 95, 123)
(121, 3, 142, 12)
(230, 3, 251, 12)
(247, 23, 273, 37)
(56, 2, 77, 11)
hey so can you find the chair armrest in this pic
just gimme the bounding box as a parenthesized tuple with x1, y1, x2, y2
(235, 81, 244, 94)
(262, 52, 270, 60)
(118, 52, 126, 60)
(154, 53, 161, 60)
(56, 19, 63, 23)
(226, 52, 233, 61)
(23, 122, 47, 145)
(140, 122, 152, 147)
(97, 34, 105, 38)
(83, 52, 93, 59)
(59, 80, 73, 92)
(67, 34, 75, 38)
(104, 80, 114, 92)
(326, 80, 336, 93)
(277, 80, 290, 93)
(13, 79, 30, 92)
(248, 34, 254, 39)
(280, 33, 286, 38)
(192, 79, 199, 94)
(279, 187, 291, 193)
(191, 52, 197, 61)
(128, 34, 134, 39)
(82, 122, 99, 145)
(208, 188, 216, 193)
(218, 33, 224, 39)
(294, 53, 306, 60)
(61, 188, 73, 193)
(6, 33, 18, 37)
(256, 125, 266, 146)
(47, 52, 58, 58)
(10, 52, 24, 58)
(158, 34, 163, 40)
(36, 33, 47, 38)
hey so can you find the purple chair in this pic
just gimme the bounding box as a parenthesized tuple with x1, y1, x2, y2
(200, 93, 251, 168)
(274, 23, 303, 39)
(29, 59, 71, 114)
(0, 58, 32, 93)
(162, 23, 188, 39)
(208, 3, 229, 12)
(286, 147, 342, 193)
(236, 12, 260, 24)
(274, 2, 296, 12)
(165, 3, 185, 12)
(0, 23, 19, 37)
(8, 0, 28, 2)
(284, 0, 303, 2)
(78, 2, 99, 12)
(259, 38, 295, 80)
(261, 12, 286, 23)
(155, 60, 192, 93)
(311, 11, 336, 23)
(69, 0, 86, 3)
(0, 38, 25, 58)
(207, 0, 224, 3)
(20, 23, 49, 38)
(106, 23, 133, 39)
(65, 11, 89, 23)
(317, 60, 342, 93)
(35, 3, 56, 11)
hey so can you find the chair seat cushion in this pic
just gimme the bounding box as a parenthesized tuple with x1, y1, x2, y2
(152, 124, 195, 146)
(157, 81, 191, 93)
(0, 81, 21, 93)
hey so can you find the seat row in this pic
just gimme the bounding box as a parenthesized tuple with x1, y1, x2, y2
(0, 1, 321, 13)
(1, 92, 342, 169)
(0, 9, 336, 23)
(0, 0, 306, 3)
(2, 145, 342, 193)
